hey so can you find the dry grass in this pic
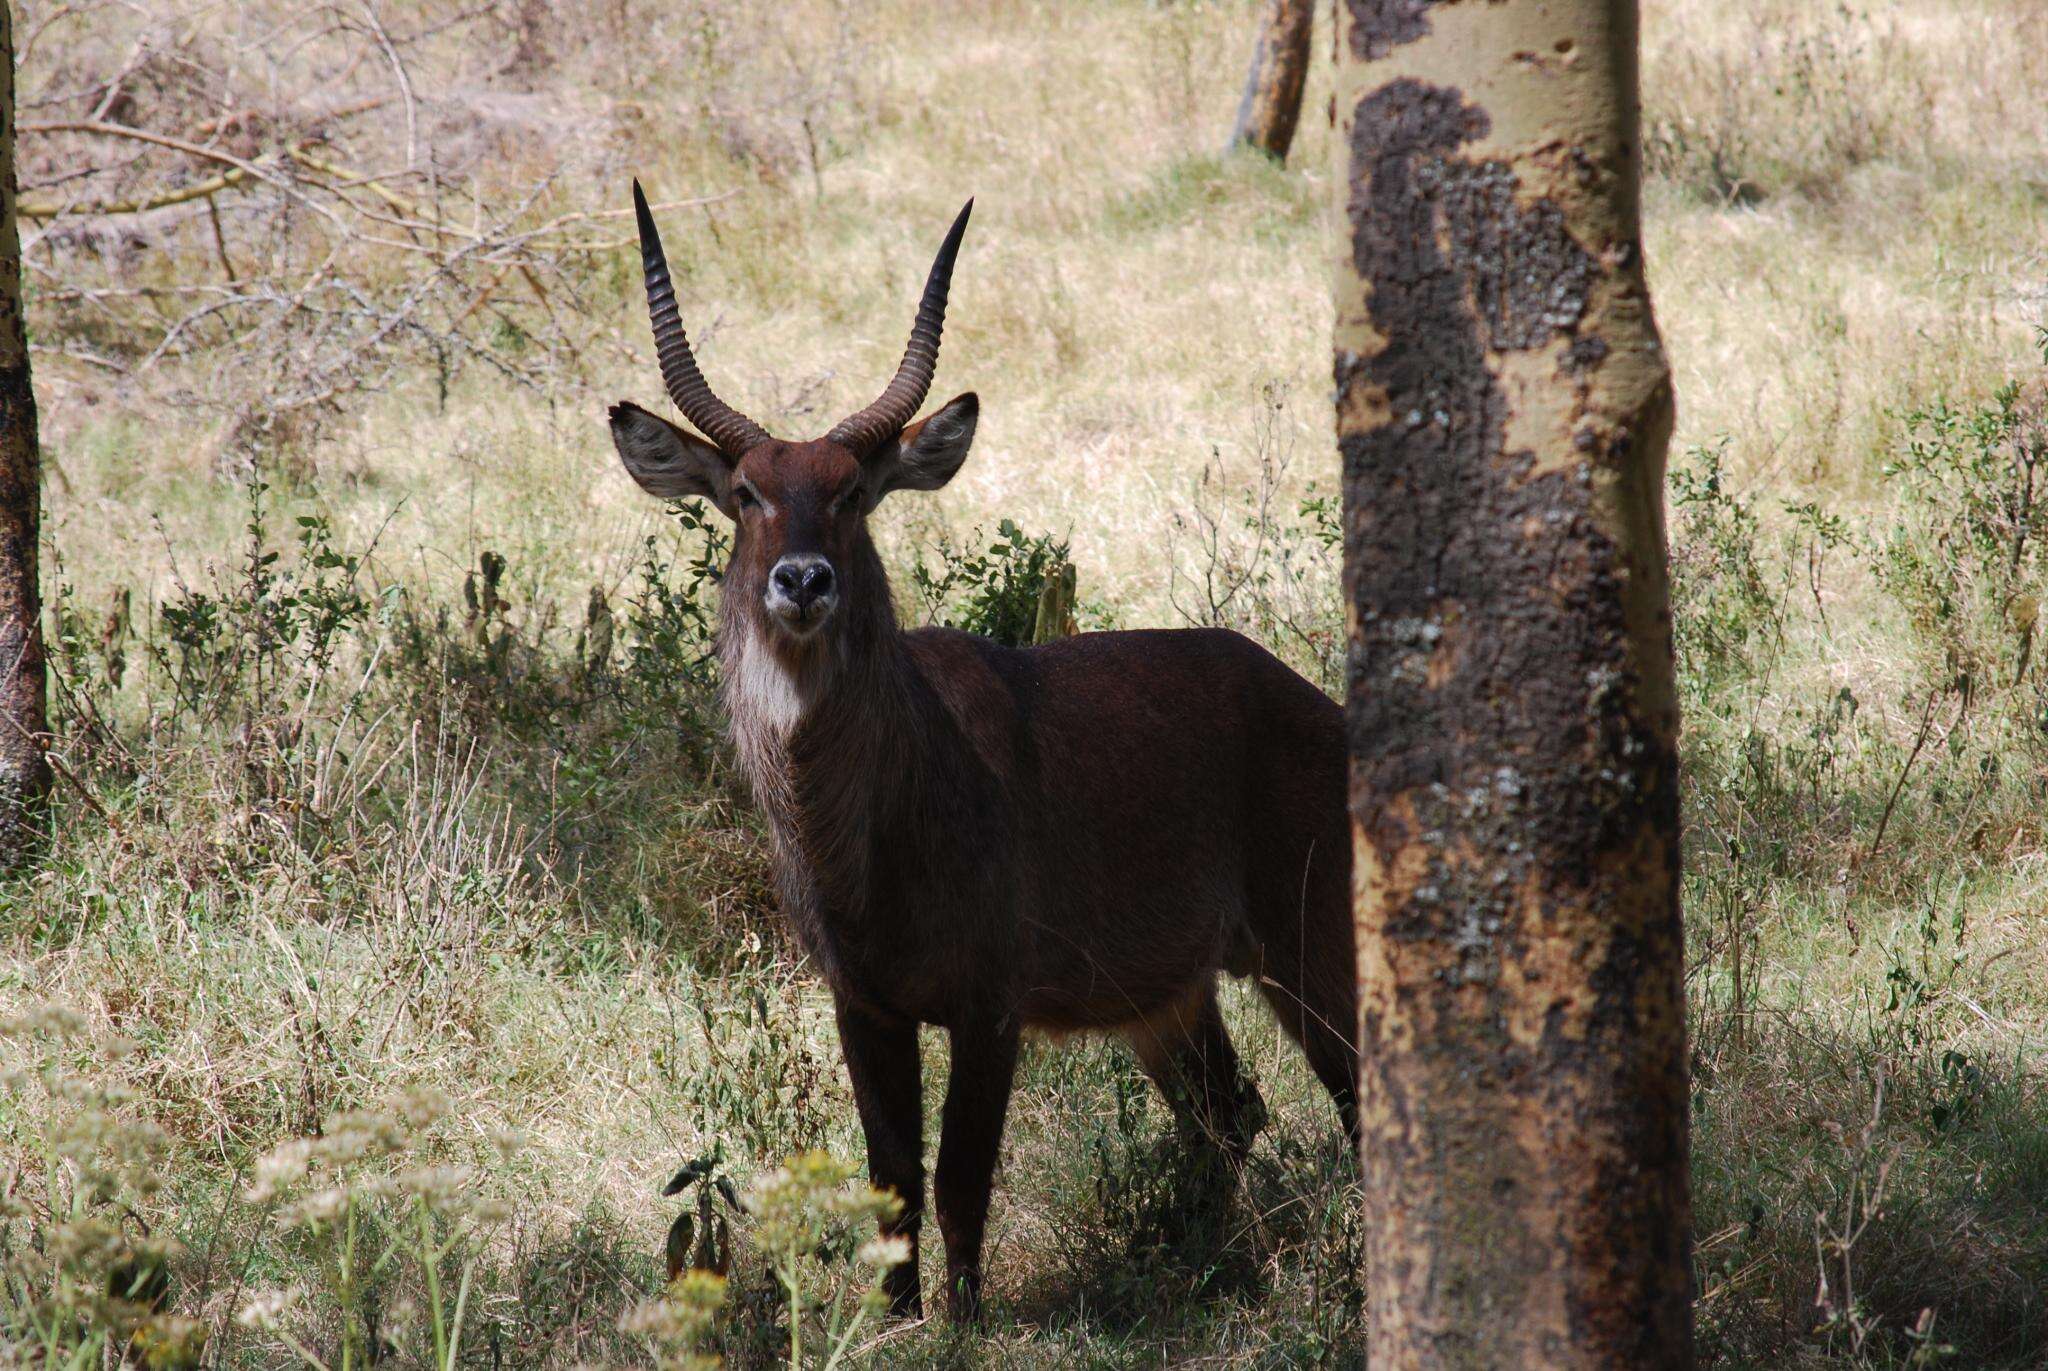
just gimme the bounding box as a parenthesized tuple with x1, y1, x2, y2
(7, 0, 2048, 1365)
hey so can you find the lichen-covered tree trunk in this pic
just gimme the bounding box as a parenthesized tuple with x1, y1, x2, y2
(0, 1, 50, 865)
(1226, 0, 1313, 161)
(1333, 1, 1690, 1366)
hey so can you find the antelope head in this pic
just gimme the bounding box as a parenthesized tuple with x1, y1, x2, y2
(608, 184, 978, 654)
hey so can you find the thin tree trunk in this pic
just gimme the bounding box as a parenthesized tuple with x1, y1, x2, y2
(1333, 1, 1690, 1366)
(0, 1, 51, 865)
(1227, 0, 1313, 161)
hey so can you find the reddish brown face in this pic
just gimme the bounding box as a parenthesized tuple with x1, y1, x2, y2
(607, 392, 981, 643)
(727, 440, 868, 639)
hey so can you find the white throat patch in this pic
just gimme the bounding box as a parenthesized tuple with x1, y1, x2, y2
(727, 627, 812, 741)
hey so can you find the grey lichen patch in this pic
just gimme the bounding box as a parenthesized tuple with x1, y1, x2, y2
(1446, 906, 1505, 987)
(1417, 157, 1594, 351)
(1562, 335, 1609, 374)
(1385, 615, 1444, 685)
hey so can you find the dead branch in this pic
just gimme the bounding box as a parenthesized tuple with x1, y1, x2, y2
(22, 120, 292, 185)
(17, 0, 777, 467)
(20, 166, 252, 220)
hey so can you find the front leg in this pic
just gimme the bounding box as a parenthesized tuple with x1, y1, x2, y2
(832, 996, 925, 1318)
(934, 1019, 1019, 1320)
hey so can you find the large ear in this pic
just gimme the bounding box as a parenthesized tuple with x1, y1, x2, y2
(865, 392, 978, 509)
(609, 401, 737, 516)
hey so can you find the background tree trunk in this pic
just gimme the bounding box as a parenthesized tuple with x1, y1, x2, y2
(1226, 0, 1313, 161)
(0, 1, 51, 865)
(1333, 1, 1691, 1366)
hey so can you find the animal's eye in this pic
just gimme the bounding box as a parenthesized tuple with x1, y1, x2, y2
(840, 485, 864, 513)
(734, 485, 759, 510)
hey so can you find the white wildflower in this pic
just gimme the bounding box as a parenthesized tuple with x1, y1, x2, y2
(236, 1286, 300, 1330)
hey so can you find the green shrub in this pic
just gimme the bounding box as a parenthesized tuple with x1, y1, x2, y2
(909, 519, 1074, 648)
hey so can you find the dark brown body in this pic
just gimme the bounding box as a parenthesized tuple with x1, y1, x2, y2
(806, 624, 1352, 1045)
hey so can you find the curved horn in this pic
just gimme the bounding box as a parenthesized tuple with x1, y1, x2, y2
(633, 180, 771, 457)
(827, 199, 973, 456)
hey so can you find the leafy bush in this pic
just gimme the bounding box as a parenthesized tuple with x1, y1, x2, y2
(1671, 438, 1784, 697)
(909, 519, 1075, 648)
(1874, 383, 2048, 703)
(1168, 388, 1343, 693)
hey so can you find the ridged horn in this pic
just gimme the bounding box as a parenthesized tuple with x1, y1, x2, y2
(633, 180, 770, 457)
(827, 199, 973, 456)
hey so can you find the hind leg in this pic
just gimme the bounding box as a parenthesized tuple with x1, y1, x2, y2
(1242, 713, 1362, 1149)
(1257, 961, 1360, 1150)
(1246, 822, 1361, 1148)
(1126, 978, 1267, 1162)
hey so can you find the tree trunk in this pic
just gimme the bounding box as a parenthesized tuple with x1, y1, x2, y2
(1333, 2, 1691, 1367)
(1227, 0, 1313, 161)
(0, 1, 50, 865)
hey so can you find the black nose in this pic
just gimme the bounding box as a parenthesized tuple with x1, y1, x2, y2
(771, 557, 835, 610)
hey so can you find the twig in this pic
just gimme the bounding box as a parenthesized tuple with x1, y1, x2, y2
(88, 34, 150, 123)
(206, 192, 238, 281)
(0, 712, 120, 834)
(19, 166, 255, 220)
(23, 120, 288, 184)
(1861, 690, 1942, 870)
(358, 3, 420, 173)
(20, 2, 82, 69)
(21, 120, 346, 230)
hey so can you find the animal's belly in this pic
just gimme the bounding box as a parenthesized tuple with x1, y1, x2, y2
(1013, 898, 1238, 1032)
(1019, 990, 1186, 1036)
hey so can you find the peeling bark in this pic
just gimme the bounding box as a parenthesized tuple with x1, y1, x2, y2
(1227, 0, 1314, 161)
(0, 2, 50, 865)
(1333, 2, 1691, 1366)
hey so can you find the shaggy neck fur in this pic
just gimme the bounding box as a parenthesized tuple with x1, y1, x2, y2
(718, 534, 915, 949)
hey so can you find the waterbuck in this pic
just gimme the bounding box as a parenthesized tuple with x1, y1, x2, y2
(608, 185, 1357, 1319)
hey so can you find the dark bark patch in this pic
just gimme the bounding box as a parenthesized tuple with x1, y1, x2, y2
(1345, 0, 1433, 61)
(1563, 334, 1610, 375)
(1341, 77, 1641, 882)
(1423, 158, 1593, 350)
(0, 361, 39, 511)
